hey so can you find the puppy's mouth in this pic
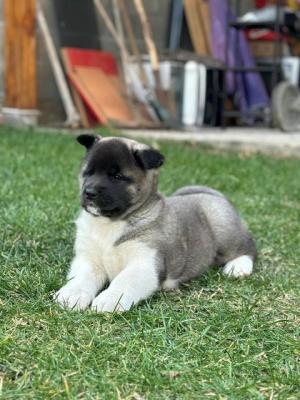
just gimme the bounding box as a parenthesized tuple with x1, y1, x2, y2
(82, 202, 121, 218)
(83, 203, 101, 217)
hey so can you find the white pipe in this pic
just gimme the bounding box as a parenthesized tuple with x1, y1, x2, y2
(182, 61, 198, 126)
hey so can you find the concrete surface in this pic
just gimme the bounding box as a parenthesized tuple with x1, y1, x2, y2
(33, 126, 300, 158)
(123, 128, 300, 157)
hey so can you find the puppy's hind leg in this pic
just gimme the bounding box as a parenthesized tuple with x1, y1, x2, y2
(223, 255, 253, 278)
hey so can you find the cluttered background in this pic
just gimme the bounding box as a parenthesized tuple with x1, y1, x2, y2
(2, 0, 300, 132)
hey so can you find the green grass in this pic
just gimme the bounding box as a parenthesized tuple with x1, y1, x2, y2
(0, 127, 299, 400)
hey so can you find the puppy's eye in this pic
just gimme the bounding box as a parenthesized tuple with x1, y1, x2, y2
(84, 168, 95, 176)
(112, 173, 124, 180)
(108, 170, 132, 182)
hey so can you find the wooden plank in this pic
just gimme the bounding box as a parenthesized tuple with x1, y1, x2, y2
(61, 47, 120, 127)
(183, 0, 209, 56)
(63, 47, 157, 128)
(4, 0, 37, 109)
(4, 1, 17, 108)
(68, 66, 139, 127)
(196, 0, 212, 55)
(19, 0, 37, 109)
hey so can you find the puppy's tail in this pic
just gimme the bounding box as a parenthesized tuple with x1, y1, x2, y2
(172, 185, 225, 199)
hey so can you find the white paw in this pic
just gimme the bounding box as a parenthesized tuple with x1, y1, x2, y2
(161, 278, 179, 291)
(91, 288, 135, 313)
(54, 283, 94, 310)
(223, 255, 253, 278)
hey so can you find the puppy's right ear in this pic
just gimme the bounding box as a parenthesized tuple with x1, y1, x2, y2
(133, 147, 164, 170)
(76, 134, 101, 150)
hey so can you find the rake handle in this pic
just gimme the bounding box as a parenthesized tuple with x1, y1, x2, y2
(93, 0, 130, 61)
(117, 0, 148, 85)
(133, 0, 161, 89)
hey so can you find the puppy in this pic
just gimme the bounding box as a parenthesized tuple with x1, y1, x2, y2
(55, 134, 256, 312)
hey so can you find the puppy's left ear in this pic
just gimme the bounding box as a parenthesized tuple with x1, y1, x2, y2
(76, 134, 101, 150)
(134, 148, 165, 170)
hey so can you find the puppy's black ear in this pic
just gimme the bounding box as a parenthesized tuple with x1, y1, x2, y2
(134, 148, 165, 170)
(76, 134, 100, 150)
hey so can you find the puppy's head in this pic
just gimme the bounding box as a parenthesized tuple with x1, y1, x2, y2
(76, 134, 164, 219)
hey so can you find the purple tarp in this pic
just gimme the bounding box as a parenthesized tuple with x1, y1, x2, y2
(210, 0, 270, 122)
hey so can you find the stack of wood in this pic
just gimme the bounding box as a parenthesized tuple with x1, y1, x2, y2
(2, 0, 215, 129)
(60, 0, 178, 129)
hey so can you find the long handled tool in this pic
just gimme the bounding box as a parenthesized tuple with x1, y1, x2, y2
(94, 0, 156, 125)
(93, 1, 145, 102)
(37, 2, 80, 127)
(116, 0, 164, 125)
(116, 0, 158, 119)
(117, 0, 148, 85)
(93, 0, 176, 127)
(112, 0, 128, 87)
(133, 0, 178, 123)
(111, 0, 146, 125)
(133, 0, 161, 89)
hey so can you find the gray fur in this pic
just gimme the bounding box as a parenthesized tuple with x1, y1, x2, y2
(117, 188, 256, 285)
(172, 185, 225, 198)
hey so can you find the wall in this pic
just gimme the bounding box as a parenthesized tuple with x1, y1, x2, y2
(38, 0, 65, 125)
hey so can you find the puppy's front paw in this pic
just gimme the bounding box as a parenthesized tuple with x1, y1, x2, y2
(91, 289, 135, 313)
(55, 283, 94, 311)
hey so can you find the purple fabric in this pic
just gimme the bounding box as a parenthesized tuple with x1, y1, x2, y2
(210, 0, 270, 121)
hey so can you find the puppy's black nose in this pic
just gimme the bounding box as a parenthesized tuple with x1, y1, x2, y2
(84, 187, 97, 200)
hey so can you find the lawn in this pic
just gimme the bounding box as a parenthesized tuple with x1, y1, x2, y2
(0, 127, 299, 400)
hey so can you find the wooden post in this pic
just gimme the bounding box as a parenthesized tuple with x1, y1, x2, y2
(4, 0, 37, 110)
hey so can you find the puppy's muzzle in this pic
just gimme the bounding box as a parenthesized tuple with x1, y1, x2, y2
(83, 187, 97, 201)
(82, 187, 115, 213)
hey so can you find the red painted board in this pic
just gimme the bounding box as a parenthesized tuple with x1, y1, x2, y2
(62, 47, 118, 75)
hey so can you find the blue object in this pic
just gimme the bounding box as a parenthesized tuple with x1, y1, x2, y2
(169, 0, 184, 51)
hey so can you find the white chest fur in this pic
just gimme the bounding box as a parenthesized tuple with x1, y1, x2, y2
(75, 210, 143, 281)
(57, 210, 159, 312)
